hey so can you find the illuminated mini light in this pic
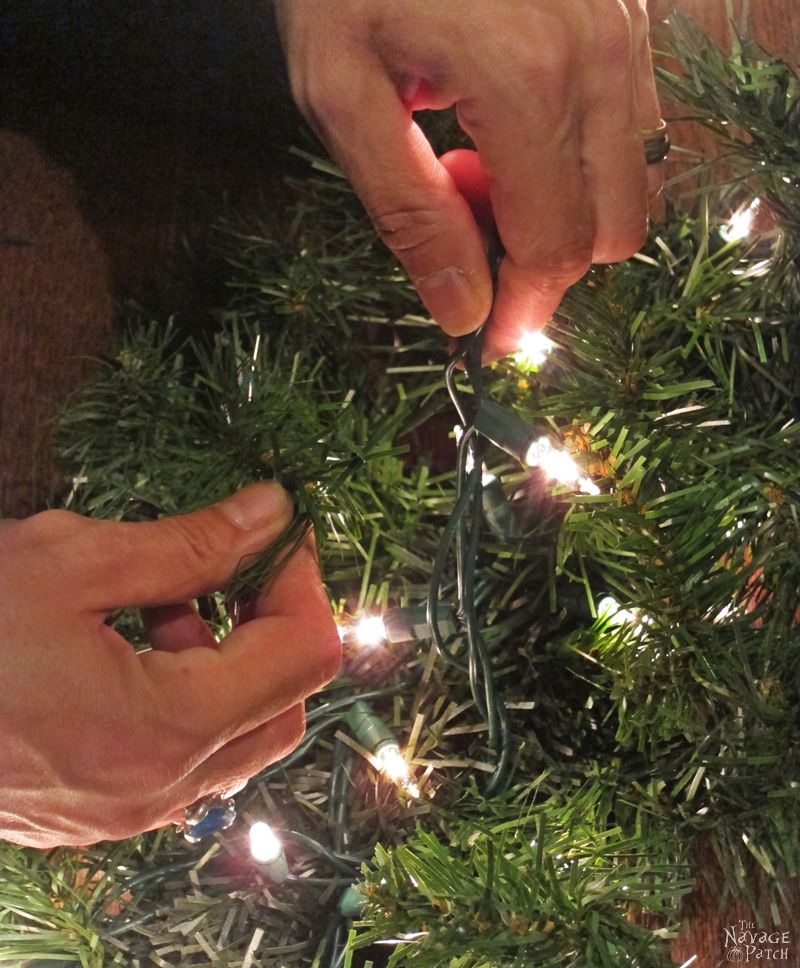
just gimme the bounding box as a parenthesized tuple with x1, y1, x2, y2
(720, 198, 760, 242)
(374, 742, 410, 785)
(346, 700, 421, 797)
(578, 477, 601, 497)
(354, 615, 387, 646)
(342, 607, 456, 646)
(474, 399, 602, 496)
(374, 742, 420, 798)
(525, 436, 577, 480)
(249, 821, 289, 883)
(515, 330, 554, 368)
(525, 436, 600, 495)
(597, 595, 650, 628)
(249, 821, 283, 863)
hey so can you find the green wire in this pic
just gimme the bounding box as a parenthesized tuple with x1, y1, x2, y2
(287, 831, 361, 877)
(431, 301, 512, 795)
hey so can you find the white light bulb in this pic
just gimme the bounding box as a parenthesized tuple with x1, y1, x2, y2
(597, 595, 651, 628)
(249, 821, 283, 864)
(525, 436, 599, 494)
(354, 615, 387, 646)
(374, 742, 420, 798)
(515, 330, 554, 367)
(720, 198, 759, 242)
(597, 595, 622, 617)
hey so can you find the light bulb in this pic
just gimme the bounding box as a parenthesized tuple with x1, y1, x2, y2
(249, 821, 289, 883)
(249, 821, 283, 863)
(720, 198, 759, 242)
(374, 742, 420, 798)
(597, 595, 652, 628)
(346, 701, 421, 797)
(525, 436, 600, 495)
(354, 615, 387, 646)
(515, 330, 554, 367)
(598, 595, 636, 625)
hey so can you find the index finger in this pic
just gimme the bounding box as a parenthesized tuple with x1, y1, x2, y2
(138, 544, 341, 760)
(305, 59, 492, 337)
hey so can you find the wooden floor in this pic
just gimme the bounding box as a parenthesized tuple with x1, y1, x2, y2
(1, 2, 798, 963)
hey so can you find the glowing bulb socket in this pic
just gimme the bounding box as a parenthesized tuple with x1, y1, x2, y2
(383, 604, 456, 643)
(474, 399, 535, 465)
(346, 700, 395, 753)
(352, 615, 387, 646)
(249, 821, 289, 883)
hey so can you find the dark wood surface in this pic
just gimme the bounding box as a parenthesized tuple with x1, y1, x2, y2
(0, 3, 797, 962)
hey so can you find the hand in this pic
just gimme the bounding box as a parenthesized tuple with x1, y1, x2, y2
(0, 483, 341, 848)
(274, 0, 664, 360)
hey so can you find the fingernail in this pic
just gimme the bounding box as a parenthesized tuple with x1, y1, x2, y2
(217, 482, 293, 530)
(416, 266, 480, 335)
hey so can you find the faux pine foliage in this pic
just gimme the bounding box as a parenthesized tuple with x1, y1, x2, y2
(3, 19, 798, 968)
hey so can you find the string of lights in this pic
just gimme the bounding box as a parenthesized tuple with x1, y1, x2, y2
(106, 176, 780, 960)
(39, 26, 799, 959)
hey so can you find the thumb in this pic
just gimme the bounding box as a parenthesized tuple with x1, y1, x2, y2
(327, 67, 492, 335)
(65, 482, 294, 610)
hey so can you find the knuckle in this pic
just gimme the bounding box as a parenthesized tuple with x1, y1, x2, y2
(370, 206, 444, 258)
(518, 33, 571, 107)
(529, 44, 570, 88)
(166, 517, 222, 578)
(290, 67, 354, 145)
(21, 508, 84, 544)
(455, 96, 489, 137)
(522, 240, 593, 287)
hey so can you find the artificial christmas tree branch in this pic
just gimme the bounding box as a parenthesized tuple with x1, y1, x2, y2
(4, 16, 799, 968)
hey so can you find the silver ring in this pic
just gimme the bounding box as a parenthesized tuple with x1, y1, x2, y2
(642, 119, 670, 165)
